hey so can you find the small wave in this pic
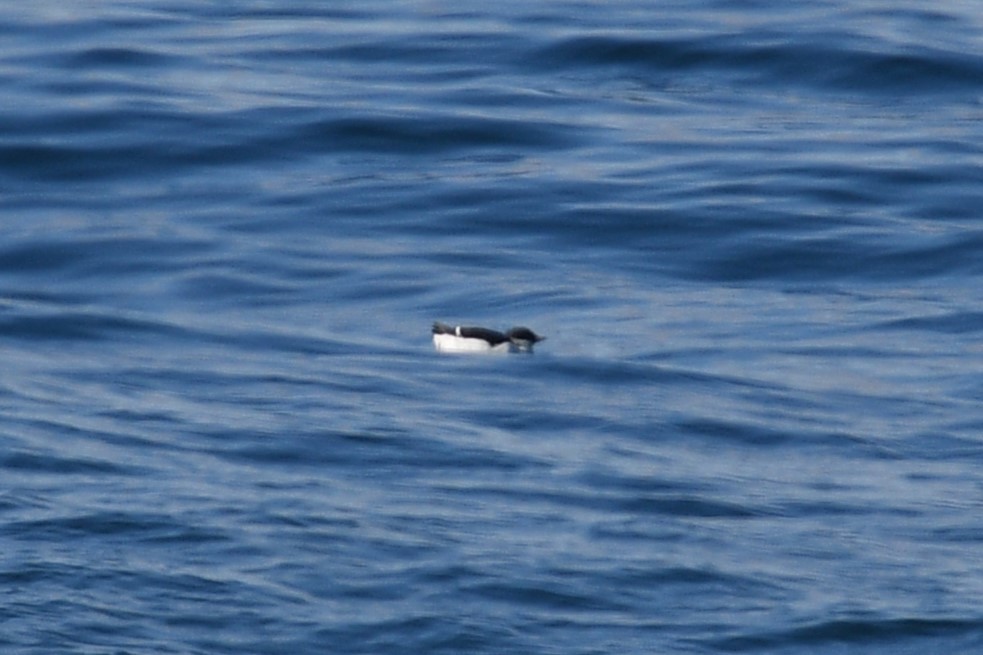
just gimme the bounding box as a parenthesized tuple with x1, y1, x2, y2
(879, 311, 983, 335)
(691, 232, 983, 283)
(715, 616, 983, 652)
(0, 307, 173, 342)
(533, 33, 983, 96)
(295, 114, 579, 154)
(63, 46, 178, 70)
(1, 451, 131, 476)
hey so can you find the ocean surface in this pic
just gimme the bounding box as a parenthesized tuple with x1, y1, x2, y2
(2, 2, 982, 653)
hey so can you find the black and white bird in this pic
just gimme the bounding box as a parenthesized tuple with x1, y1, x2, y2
(432, 321, 545, 354)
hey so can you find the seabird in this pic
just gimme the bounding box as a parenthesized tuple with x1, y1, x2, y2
(432, 321, 545, 354)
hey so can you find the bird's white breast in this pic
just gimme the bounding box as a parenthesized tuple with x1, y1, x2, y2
(433, 333, 510, 354)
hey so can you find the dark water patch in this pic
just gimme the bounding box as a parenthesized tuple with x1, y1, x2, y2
(833, 48, 983, 95)
(714, 616, 983, 652)
(210, 328, 351, 358)
(878, 311, 983, 335)
(542, 356, 696, 386)
(213, 426, 546, 476)
(142, 523, 234, 546)
(693, 236, 862, 282)
(7, 511, 184, 541)
(929, 526, 983, 544)
(0, 143, 121, 183)
(296, 114, 579, 154)
(428, 250, 531, 270)
(675, 418, 793, 448)
(0, 240, 85, 274)
(579, 468, 705, 496)
(64, 46, 179, 70)
(0, 451, 131, 477)
(0, 308, 178, 343)
(546, 205, 722, 251)
(620, 494, 761, 518)
(780, 498, 919, 520)
(0, 138, 272, 183)
(469, 578, 625, 612)
(195, 5, 370, 21)
(0, 106, 163, 142)
(900, 431, 983, 464)
(611, 564, 768, 589)
(319, 614, 520, 655)
(459, 481, 762, 520)
(534, 33, 983, 96)
(177, 271, 300, 307)
(874, 235, 983, 280)
(463, 405, 641, 438)
(296, 35, 518, 69)
(0, 107, 307, 182)
(692, 231, 983, 283)
(533, 34, 731, 74)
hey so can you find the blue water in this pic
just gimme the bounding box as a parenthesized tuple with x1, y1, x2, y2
(2, 1, 982, 653)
